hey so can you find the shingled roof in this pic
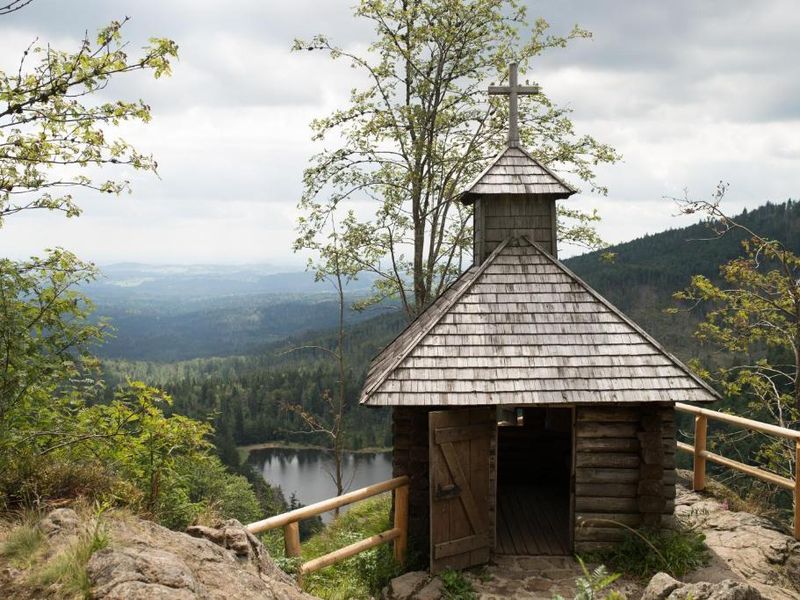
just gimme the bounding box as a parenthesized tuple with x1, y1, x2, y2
(457, 146, 577, 203)
(360, 236, 719, 406)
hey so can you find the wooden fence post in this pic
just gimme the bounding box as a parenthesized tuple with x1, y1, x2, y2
(284, 521, 301, 558)
(393, 484, 409, 565)
(795, 441, 800, 540)
(693, 414, 708, 491)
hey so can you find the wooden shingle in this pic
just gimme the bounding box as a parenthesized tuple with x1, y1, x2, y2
(458, 146, 577, 204)
(360, 236, 719, 406)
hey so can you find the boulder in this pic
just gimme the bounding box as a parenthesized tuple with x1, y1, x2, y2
(675, 471, 800, 599)
(642, 572, 682, 600)
(39, 508, 80, 537)
(88, 547, 204, 599)
(643, 573, 764, 600)
(86, 514, 316, 600)
(382, 571, 430, 600)
(415, 576, 443, 600)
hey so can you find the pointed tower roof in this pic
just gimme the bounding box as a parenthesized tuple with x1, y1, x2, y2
(457, 145, 577, 204)
(360, 236, 719, 406)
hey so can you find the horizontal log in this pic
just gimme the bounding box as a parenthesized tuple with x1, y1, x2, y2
(574, 527, 627, 542)
(676, 402, 800, 440)
(577, 423, 639, 438)
(246, 476, 409, 533)
(578, 408, 674, 423)
(575, 541, 618, 554)
(576, 513, 642, 527)
(576, 438, 640, 453)
(577, 407, 641, 422)
(575, 483, 638, 498)
(301, 527, 401, 574)
(576, 468, 639, 484)
(575, 483, 676, 499)
(575, 497, 639, 513)
(576, 453, 640, 469)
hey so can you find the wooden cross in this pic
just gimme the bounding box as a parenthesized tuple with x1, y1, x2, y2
(488, 62, 539, 147)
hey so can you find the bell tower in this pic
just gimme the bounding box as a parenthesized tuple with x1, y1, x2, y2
(457, 63, 576, 263)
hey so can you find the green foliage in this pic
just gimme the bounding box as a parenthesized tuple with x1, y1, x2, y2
(0, 18, 177, 225)
(0, 519, 44, 568)
(0, 250, 103, 438)
(440, 569, 477, 600)
(295, 0, 618, 318)
(554, 557, 623, 600)
(586, 528, 709, 580)
(287, 494, 398, 600)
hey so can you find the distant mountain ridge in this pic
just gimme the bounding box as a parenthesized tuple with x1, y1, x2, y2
(94, 200, 799, 363)
(104, 200, 800, 451)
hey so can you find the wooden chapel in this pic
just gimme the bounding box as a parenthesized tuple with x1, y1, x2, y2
(359, 63, 719, 573)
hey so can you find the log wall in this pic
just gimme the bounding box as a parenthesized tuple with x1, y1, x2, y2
(395, 403, 677, 560)
(473, 195, 557, 263)
(573, 403, 676, 553)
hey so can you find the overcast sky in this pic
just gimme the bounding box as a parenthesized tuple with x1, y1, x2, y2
(1, 0, 798, 267)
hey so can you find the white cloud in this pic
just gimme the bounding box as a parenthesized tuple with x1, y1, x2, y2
(1, 0, 799, 265)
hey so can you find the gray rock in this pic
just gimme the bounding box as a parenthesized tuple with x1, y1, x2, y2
(642, 572, 682, 600)
(643, 572, 764, 600)
(87, 513, 317, 599)
(39, 508, 80, 536)
(88, 547, 204, 599)
(384, 571, 429, 600)
(415, 576, 444, 600)
(675, 470, 800, 599)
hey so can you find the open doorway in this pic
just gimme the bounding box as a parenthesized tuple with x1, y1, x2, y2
(495, 406, 573, 555)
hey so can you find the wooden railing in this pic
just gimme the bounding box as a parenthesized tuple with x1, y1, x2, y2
(676, 402, 800, 538)
(245, 475, 409, 576)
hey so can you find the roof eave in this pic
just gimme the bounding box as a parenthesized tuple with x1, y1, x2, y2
(457, 189, 576, 205)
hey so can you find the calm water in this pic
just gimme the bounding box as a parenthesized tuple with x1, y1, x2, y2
(248, 447, 392, 522)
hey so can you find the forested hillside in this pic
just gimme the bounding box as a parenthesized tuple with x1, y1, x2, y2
(105, 201, 799, 454)
(568, 200, 800, 361)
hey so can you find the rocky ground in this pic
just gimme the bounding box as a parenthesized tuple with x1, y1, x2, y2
(384, 472, 800, 600)
(0, 508, 315, 599)
(3, 471, 800, 599)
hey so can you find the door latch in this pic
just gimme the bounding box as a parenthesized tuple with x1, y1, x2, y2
(435, 482, 461, 500)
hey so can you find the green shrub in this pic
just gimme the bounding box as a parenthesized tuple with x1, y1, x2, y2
(440, 569, 477, 600)
(586, 527, 709, 579)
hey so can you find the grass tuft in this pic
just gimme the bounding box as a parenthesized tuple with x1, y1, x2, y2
(34, 519, 109, 598)
(585, 526, 709, 580)
(0, 520, 45, 567)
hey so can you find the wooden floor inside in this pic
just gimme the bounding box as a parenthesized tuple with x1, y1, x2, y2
(496, 484, 570, 555)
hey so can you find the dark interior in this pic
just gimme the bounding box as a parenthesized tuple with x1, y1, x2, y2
(495, 407, 572, 555)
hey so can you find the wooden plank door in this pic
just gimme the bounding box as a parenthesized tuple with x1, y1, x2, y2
(429, 407, 495, 573)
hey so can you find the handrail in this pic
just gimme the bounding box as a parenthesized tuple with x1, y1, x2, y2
(675, 403, 800, 538)
(245, 475, 409, 576)
(675, 402, 800, 440)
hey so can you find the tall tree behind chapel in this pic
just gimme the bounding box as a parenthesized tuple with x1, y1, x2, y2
(294, 0, 619, 318)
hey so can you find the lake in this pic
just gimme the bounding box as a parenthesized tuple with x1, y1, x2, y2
(248, 447, 393, 522)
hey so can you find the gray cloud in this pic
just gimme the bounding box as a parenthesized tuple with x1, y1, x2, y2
(0, 0, 798, 264)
